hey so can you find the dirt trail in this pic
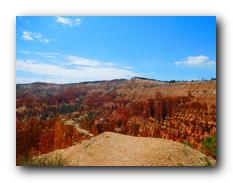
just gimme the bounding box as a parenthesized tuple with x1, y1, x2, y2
(39, 132, 216, 166)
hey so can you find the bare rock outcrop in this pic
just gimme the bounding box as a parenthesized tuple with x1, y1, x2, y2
(37, 132, 216, 166)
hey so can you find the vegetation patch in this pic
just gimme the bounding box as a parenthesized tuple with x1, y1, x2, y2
(201, 135, 216, 159)
(182, 140, 193, 148)
(19, 153, 66, 166)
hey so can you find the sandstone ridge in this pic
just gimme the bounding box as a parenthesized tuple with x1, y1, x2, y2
(38, 132, 216, 166)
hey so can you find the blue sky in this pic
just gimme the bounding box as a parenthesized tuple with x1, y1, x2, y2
(16, 16, 216, 84)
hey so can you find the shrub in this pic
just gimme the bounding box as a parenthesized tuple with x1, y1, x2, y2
(59, 102, 81, 114)
(20, 153, 66, 166)
(202, 135, 216, 159)
(182, 140, 193, 148)
(88, 111, 98, 121)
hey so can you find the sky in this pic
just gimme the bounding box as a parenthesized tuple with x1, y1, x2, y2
(16, 16, 216, 84)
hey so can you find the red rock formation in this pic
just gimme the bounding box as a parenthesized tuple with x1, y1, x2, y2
(16, 79, 216, 161)
(16, 118, 93, 164)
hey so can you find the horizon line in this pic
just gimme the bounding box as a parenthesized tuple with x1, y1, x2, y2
(16, 76, 216, 85)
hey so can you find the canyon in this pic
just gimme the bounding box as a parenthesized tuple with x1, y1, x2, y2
(16, 77, 216, 165)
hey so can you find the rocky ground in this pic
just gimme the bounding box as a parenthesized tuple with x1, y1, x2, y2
(36, 132, 216, 166)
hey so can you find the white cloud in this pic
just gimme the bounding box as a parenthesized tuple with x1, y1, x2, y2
(18, 50, 60, 59)
(45, 55, 56, 58)
(22, 31, 50, 43)
(123, 66, 134, 69)
(175, 55, 215, 68)
(34, 52, 60, 58)
(16, 59, 138, 84)
(66, 56, 99, 66)
(66, 56, 123, 68)
(16, 77, 42, 84)
(56, 16, 82, 26)
(18, 50, 31, 54)
(106, 62, 115, 67)
(22, 31, 33, 41)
